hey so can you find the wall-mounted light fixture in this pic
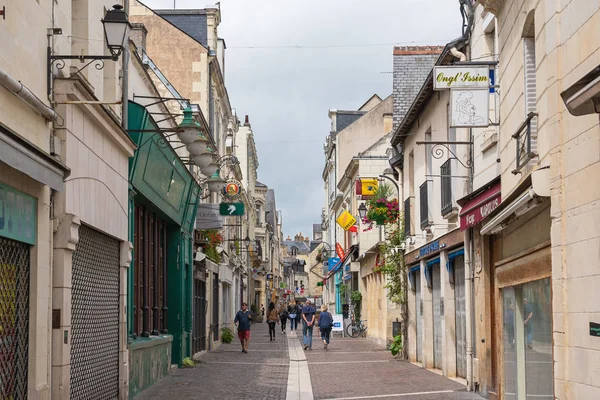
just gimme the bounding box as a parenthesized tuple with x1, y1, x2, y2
(47, 4, 128, 96)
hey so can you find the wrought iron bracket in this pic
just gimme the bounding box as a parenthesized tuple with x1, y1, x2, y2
(416, 140, 473, 170)
(47, 46, 118, 96)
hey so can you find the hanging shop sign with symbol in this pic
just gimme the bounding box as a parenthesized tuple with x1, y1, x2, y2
(219, 202, 245, 216)
(336, 210, 357, 231)
(0, 183, 37, 245)
(223, 179, 242, 199)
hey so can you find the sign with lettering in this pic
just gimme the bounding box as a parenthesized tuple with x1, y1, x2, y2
(591, 322, 600, 337)
(335, 243, 345, 259)
(328, 257, 341, 271)
(196, 204, 223, 230)
(433, 66, 490, 90)
(0, 183, 37, 245)
(459, 182, 501, 231)
(419, 240, 440, 258)
(336, 210, 357, 231)
(332, 314, 344, 332)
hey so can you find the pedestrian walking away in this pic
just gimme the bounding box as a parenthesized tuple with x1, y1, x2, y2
(266, 301, 279, 341)
(234, 302, 252, 353)
(318, 304, 334, 350)
(302, 299, 316, 350)
(260, 303, 265, 317)
(288, 301, 299, 332)
(279, 306, 289, 333)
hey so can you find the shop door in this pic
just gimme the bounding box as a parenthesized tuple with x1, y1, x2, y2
(193, 279, 207, 353)
(432, 264, 442, 370)
(212, 273, 219, 342)
(71, 225, 120, 400)
(0, 237, 30, 399)
(454, 257, 467, 378)
(415, 273, 422, 363)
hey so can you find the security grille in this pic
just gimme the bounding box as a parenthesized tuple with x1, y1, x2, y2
(0, 238, 30, 400)
(71, 225, 120, 400)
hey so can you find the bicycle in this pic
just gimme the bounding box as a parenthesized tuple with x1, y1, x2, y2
(346, 317, 367, 338)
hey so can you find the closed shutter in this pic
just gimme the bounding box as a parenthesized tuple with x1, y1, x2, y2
(523, 37, 537, 158)
(70, 225, 120, 400)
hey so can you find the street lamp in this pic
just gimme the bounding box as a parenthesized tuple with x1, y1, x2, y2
(358, 203, 368, 221)
(48, 5, 129, 96)
(244, 236, 252, 248)
(206, 170, 226, 193)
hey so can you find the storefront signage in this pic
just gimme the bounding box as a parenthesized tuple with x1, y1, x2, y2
(219, 202, 245, 216)
(336, 243, 345, 259)
(328, 257, 340, 271)
(459, 182, 501, 231)
(223, 179, 242, 199)
(0, 182, 37, 245)
(450, 88, 490, 128)
(266, 273, 273, 280)
(356, 178, 378, 198)
(332, 314, 344, 332)
(433, 66, 490, 90)
(590, 322, 600, 337)
(336, 210, 357, 231)
(196, 204, 223, 230)
(419, 240, 440, 258)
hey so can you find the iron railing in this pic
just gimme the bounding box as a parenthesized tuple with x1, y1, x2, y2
(420, 181, 430, 230)
(512, 112, 538, 174)
(441, 159, 453, 216)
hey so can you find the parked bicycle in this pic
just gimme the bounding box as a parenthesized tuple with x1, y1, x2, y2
(346, 317, 367, 338)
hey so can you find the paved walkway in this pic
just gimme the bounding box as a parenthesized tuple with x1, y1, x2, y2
(135, 322, 483, 400)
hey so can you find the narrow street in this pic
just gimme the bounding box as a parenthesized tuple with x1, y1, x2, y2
(137, 322, 481, 399)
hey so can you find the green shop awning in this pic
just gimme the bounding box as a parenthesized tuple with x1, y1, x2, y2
(127, 101, 200, 233)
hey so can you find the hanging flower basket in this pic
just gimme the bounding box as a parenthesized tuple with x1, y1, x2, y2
(363, 198, 400, 228)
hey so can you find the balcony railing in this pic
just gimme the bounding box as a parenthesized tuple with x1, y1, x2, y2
(512, 112, 538, 174)
(419, 181, 430, 230)
(404, 197, 413, 237)
(440, 159, 453, 216)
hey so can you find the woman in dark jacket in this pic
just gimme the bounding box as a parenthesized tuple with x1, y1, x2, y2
(317, 304, 334, 349)
(288, 302, 299, 332)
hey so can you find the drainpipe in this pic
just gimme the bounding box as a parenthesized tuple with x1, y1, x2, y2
(465, 228, 474, 391)
(450, 47, 467, 62)
(0, 67, 57, 121)
(121, 0, 130, 130)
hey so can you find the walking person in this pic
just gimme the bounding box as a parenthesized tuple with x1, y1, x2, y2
(279, 306, 289, 334)
(318, 304, 334, 350)
(295, 300, 302, 329)
(266, 302, 279, 341)
(234, 302, 252, 353)
(301, 299, 316, 350)
(288, 302, 299, 333)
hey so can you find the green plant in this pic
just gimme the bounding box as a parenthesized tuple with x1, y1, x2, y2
(338, 283, 348, 299)
(182, 357, 195, 367)
(350, 291, 362, 322)
(221, 327, 234, 343)
(389, 335, 403, 357)
(361, 184, 400, 230)
(201, 230, 223, 263)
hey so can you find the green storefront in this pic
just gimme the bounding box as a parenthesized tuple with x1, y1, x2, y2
(127, 101, 200, 398)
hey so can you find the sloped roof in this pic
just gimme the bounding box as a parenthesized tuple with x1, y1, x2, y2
(155, 9, 208, 47)
(283, 240, 311, 254)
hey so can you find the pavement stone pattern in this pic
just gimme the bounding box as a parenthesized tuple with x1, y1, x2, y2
(135, 322, 289, 399)
(135, 322, 484, 400)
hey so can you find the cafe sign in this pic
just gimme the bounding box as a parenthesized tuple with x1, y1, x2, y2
(0, 182, 37, 245)
(433, 66, 490, 90)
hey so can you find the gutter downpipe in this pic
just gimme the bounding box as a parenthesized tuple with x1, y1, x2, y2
(122, 0, 130, 131)
(0, 68, 58, 121)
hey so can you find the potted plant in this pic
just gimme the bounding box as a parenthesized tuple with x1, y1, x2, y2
(201, 230, 223, 263)
(361, 184, 400, 230)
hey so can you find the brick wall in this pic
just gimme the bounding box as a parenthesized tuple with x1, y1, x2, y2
(392, 46, 443, 131)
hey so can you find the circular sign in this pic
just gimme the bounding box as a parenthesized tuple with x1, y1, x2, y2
(223, 179, 242, 199)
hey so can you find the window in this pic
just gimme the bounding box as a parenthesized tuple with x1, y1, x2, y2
(291, 246, 298, 256)
(522, 13, 537, 153)
(255, 205, 261, 226)
(133, 205, 168, 338)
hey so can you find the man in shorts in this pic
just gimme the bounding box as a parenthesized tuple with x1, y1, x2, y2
(234, 302, 252, 353)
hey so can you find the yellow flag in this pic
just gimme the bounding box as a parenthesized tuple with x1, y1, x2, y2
(336, 210, 357, 231)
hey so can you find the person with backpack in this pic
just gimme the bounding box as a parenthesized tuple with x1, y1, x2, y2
(288, 302, 299, 333)
(318, 304, 334, 350)
(279, 306, 289, 334)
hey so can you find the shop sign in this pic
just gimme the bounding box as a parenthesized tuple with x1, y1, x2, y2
(450, 88, 490, 128)
(219, 202, 245, 216)
(223, 179, 242, 199)
(196, 204, 223, 230)
(419, 240, 439, 258)
(332, 314, 344, 332)
(0, 183, 37, 245)
(336, 210, 357, 231)
(266, 273, 273, 280)
(459, 182, 501, 231)
(327, 257, 340, 271)
(590, 322, 600, 337)
(433, 66, 490, 90)
(356, 178, 378, 198)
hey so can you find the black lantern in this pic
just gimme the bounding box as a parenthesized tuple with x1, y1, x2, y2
(102, 5, 129, 59)
(244, 236, 252, 248)
(358, 203, 368, 220)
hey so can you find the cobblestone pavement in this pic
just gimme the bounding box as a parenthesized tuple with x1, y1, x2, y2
(136, 322, 484, 400)
(136, 322, 289, 399)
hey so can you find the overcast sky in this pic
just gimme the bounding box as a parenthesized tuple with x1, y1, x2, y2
(142, 0, 462, 241)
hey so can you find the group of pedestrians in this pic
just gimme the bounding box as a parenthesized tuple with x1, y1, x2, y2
(233, 299, 335, 352)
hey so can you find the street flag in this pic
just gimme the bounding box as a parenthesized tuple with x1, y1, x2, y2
(336, 210, 357, 231)
(336, 242, 344, 259)
(356, 178, 378, 197)
(349, 225, 358, 233)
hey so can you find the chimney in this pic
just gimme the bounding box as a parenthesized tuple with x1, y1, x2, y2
(392, 46, 444, 131)
(244, 115, 250, 126)
(130, 23, 148, 53)
(205, 5, 222, 53)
